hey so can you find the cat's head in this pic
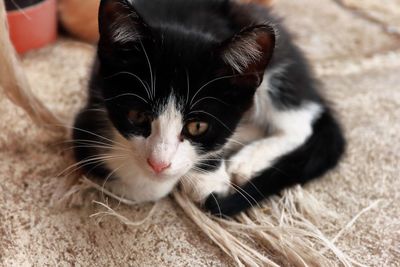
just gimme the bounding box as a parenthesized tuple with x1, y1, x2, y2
(97, 0, 275, 180)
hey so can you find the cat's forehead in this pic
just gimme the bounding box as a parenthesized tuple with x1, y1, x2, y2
(151, 32, 218, 72)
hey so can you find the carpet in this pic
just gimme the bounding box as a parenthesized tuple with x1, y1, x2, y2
(1, 0, 399, 266)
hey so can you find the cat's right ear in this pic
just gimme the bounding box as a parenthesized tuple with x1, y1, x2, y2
(98, 0, 150, 47)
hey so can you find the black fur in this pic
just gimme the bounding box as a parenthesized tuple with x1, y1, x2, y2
(73, 0, 345, 217)
(96, 0, 273, 150)
(205, 111, 346, 216)
(74, 0, 275, 175)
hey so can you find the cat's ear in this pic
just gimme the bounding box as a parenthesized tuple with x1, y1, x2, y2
(98, 0, 150, 46)
(219, 24, 275, 87)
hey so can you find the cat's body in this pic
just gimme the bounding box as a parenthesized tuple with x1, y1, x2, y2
(73, 0, 345, 216)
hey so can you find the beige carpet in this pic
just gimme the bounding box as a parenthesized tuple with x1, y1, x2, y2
(1, 0, 399, 266)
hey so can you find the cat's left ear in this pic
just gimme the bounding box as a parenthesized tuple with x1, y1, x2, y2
(98, 0, 150, 47)
(219, 24, 275, 87)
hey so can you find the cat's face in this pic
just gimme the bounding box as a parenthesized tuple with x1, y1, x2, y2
(97, 0, 274, 182)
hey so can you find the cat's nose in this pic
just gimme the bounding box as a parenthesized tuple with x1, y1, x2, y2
(147, 158, 171, 174)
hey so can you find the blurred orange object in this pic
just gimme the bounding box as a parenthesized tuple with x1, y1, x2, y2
(59, 0, 100, 43)
(7, 0, 57, 54)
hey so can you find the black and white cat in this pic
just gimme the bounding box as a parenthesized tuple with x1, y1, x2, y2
(73, 0, 345, 217)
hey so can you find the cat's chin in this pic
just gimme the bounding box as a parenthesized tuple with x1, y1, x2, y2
(102, 150, 191, 202)
(144, 172, 180, 183)
(107, 174, 181, 203)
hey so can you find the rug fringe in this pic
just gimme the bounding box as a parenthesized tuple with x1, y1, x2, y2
(0, 0, 65, 132)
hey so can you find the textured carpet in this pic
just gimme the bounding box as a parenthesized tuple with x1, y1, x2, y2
(1, 0, 399, 266)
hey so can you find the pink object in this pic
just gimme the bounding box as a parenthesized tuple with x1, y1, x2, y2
(6, 0, 57, 54)
(147, 158, 171, 174)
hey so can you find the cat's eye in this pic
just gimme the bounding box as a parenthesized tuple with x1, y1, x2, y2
(185, 121, 209, 137)
(128, 110, 151, 124)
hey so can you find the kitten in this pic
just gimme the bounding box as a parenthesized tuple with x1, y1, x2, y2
(73, 0, 345, 217)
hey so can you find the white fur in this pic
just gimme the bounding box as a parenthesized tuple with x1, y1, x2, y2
(224, 123, 266, 152)
(147, 100, 183, 165)
(111, 23, 141, 44)
(250, 62, 292, 127)
(221, 65, 293, 152)
(110, 8, 142, 44)
(181, 162, 231, 203)
(227, 75, 323, 185)
(103, 67, 323, 202)
(103, 97, 233, 203)
(222, 33, 263, 73)
(104, 98, 197, 202)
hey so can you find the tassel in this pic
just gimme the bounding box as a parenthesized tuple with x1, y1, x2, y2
(0, 0, 64, 132)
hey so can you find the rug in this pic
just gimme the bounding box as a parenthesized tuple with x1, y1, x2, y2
(1, 0, 399, 266)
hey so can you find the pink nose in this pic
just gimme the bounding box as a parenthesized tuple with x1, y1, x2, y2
(147, 158, 171, 174)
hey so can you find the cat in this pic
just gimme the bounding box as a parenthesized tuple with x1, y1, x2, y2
(73, 0, 345, 217)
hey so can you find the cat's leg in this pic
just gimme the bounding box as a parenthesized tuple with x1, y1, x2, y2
(228, 102, 322, 185)
(204, 106, 345, 217)
(181, 161, 231, 203)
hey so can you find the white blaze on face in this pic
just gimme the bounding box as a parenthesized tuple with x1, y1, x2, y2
(105, 97, 198, 203)
(146, 99, 183, 171)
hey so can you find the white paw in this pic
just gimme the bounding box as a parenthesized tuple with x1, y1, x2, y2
(181, 164, 230, 203)
(227, 149, 257, 186)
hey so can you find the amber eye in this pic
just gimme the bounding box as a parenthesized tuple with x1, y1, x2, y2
(128, 110, 150, 124)
(185, 121, 209, 137)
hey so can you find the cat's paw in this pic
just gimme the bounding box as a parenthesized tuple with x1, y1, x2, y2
(227, 150, 255, 186)
(181, 165, 230, 203)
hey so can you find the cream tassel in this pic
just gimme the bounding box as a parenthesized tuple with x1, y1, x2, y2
(0, 0, 64, 132)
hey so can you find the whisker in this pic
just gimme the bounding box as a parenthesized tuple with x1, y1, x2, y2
(194, 162, 222, 170)
(105, 93, 149, 104)
(153, 72, 157, 99)
(189, 71, 262, 106)
(186, 172, 224, 218)
(226, 138, 246, 147)
(57, 154, 126, 177)
(140, 41, 155, 99)
(62, 154, 127, 179)
(209, 191, 223, 217)
(66, 125, 129, 151)
(181, 174, 198, 196)
(197, 158, 235, 163)
(185, 69, 190, 106)
(85, 160, 112, 177)
(84, 108, 107, 113)
(60, 139, 113, 147)
(190, 166, 261, 211)
(68, 139, 118, 147)
(63, 145, 112, 152)
(190, 74, 240, 106)
(104, 71, 151, 100)
(100, 162, 127, 201)
(61, 140, 131, 155)
(190, 96, 228, 110)
(188, 110, 233, 133)
(62, 145, 129, 155)
(228, 180, 261, 209)
(181, 174, 202, 200)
